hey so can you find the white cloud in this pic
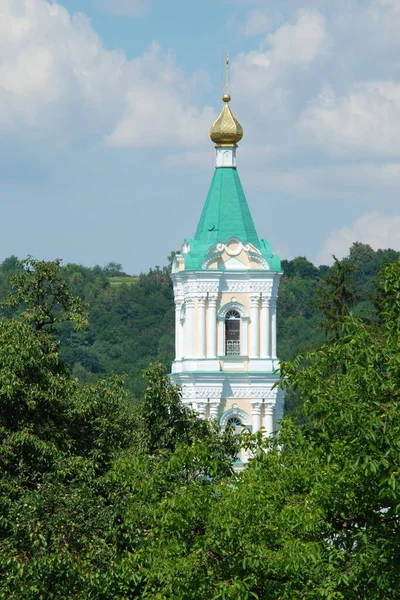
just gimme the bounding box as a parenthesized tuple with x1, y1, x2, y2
(228, 9, 330, 144)
(0, 0, 213, 151)
(241, 9, 271, 36)
(316, 212, 400, 265)
(105, 45, 215, 149)
(233, 8, 329, 88)
(92, 0, 151, 17)
(265, 9, 330, 68)
(299, 81, 400, 158)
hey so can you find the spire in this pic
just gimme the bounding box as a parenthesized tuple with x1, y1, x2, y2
(210, 52, 243, 149)
(175, 58, 281, 273)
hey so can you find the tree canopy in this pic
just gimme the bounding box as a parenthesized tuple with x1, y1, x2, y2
(0, 258, 237, 598)
(1, 246, 400, 598)
(1, 243, 398, 399)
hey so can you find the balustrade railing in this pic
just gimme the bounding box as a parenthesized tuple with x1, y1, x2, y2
(225, 340, 240, 355)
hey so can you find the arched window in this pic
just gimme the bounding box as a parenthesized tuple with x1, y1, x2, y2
(225, 309, 240, 355)
(226, 416, 243, 438)
(226, 416, 242, 428)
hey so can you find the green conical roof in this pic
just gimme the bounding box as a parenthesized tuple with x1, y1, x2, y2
(182, 167, 280, 271)
(194, 168, 260, 248)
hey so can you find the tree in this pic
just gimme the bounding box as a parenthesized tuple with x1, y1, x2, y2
(2, 257, 88, 332)
(0, 258, 239, 599)
(281, 256, 319, 280)
(2, 254, 400, 598)
(107, 259, 400, 600)
(0, 259, 134, 599)
(315, 256, 360, 337)
(103, 262, 126, 277)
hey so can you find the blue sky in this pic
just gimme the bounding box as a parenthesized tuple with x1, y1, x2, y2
(2, 0, 400, 273)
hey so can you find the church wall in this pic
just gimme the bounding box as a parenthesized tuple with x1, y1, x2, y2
(169, 90, 284, 449)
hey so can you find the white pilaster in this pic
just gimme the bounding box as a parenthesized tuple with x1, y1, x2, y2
(275, 389, 284, 429)
(196, 401, 207, 420)
(250, 294, 260, 358)
(251, 401, 262, 433)
(209, 400, 220, 420)
(198, 296, 206, 358)
(207, 294, 218, 358)
(218, 319, 224, 356)
(174, 298, 183, 360)
(264, 402, 275, 437)
(260, 295, 271, 358)
(271, 298, 277, 359)
(242, 317, 249, 356)
(185, 297, 195, 358)
(180, 312, 185, 358)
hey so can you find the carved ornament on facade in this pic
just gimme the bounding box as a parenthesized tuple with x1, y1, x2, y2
(186, 281, 220, 294)
(220, 407, 251, 428)
(201, 252, 223, 270)
(218, 301, 249, 319)
(181, 386, 278, 400)
(173, 282, 185, 297)
(219, 281, 274, 294)
(181, 387, 223, 400)
(248, 252, 269, 269)
(171, 254, 185, 274)
(228, 387, 278, 399)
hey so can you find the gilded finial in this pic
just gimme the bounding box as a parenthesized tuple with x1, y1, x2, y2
(210, 51, 243, 147)
(223, 51, 231, 103)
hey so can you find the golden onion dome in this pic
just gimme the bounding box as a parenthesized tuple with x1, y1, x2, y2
(210, 93, 243, 147)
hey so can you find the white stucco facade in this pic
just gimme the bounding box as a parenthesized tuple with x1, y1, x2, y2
(171, 240, 284, 437)
(170, 89, 283, 444)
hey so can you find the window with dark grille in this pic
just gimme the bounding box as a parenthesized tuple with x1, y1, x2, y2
(225, 310, 240, 355)
(227, 416, 242, 428)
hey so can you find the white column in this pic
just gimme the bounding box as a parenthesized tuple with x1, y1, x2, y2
(196, 401, 207, 420)
(250, 294, 260, 358)
(209, 400, 220, 420)
(185, 297, 195, 358)
(198, 296, 206, 358)
(180, 309, 186, 358)
(251, 401, 262, 433)
(271, 298, 277, 358)
(275, 389, 284, 430)
(260, 295, 271, 358)
(264, 402, 275, 437)
(174, 298, 183, 359)
(207, 294, 218, 358)
(218, 319, 224, 356)
(242, 317, 249, 356)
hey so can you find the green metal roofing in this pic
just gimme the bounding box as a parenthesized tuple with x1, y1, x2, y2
(182, 167, 281, 271)
(195, 168, 259, 249)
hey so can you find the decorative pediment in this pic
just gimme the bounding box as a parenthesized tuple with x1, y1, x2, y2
(220, 407, 251, 428)
(201, 237, 269, 270)
(171, 254, 185, 274)
(222, 257, 246, 270)
(218, 301, 249, 319)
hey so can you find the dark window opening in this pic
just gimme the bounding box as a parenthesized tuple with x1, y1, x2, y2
(225, 310, 240, 355)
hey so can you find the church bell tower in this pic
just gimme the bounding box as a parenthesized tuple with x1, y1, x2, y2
(171, 59, 284, 442)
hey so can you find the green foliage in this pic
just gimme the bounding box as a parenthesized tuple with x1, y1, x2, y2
(315, 256, 360, 337)
(2, 251, 400, 598)
(0, 260, 137, 599)
(0, 258, 237, 599)
(59, 265, 175, 396)
(1, 244, 397, 405)
(103, 258, 400, 600)
(2, 257, 88, 333)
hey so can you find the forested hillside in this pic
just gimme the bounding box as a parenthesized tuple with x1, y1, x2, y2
(2, 253, 400, 598)
(0, 242, 398, 397)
